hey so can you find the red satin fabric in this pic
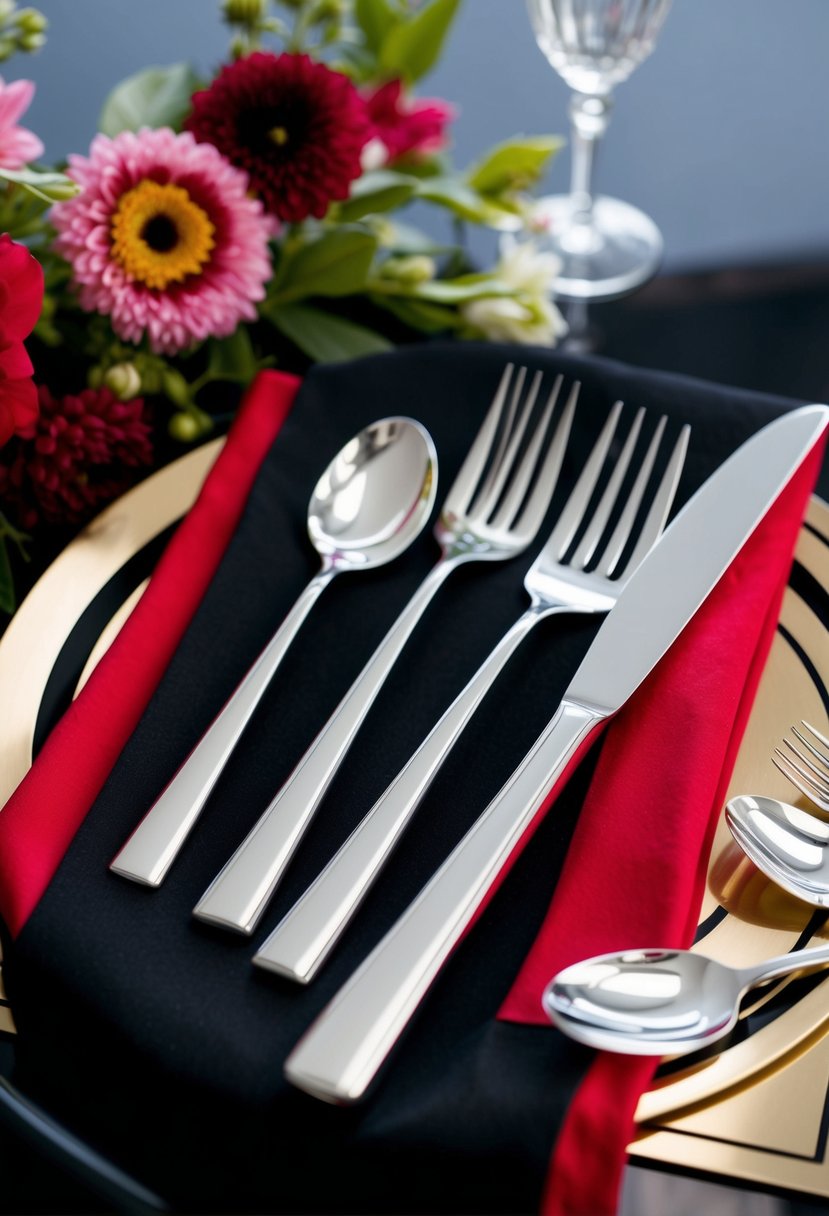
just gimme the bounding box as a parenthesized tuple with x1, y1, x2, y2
(0, 370, 301, 939)
(496, 440, 826, 1215)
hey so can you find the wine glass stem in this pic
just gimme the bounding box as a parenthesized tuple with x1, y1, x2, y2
(568, 92, 613, 226)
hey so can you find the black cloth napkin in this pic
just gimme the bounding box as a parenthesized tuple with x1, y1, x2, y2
(1, 341, 810, 1213)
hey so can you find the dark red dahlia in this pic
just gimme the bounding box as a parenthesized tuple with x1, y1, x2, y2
(185, 52, 370, 222)
(0, 385, 153, 528)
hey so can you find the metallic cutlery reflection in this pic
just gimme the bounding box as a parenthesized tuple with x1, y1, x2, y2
(542, 944, 829, 1057)
(727, 793, 829, 906)
(194, 364, 578, 934)
(282, 404, 829, 1105)
(110, 416, 438, 887)
(254, 404, 689, 983)
(772, 721, 829, 811)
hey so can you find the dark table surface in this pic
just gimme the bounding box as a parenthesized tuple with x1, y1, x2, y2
(1, 257, 828, 1215)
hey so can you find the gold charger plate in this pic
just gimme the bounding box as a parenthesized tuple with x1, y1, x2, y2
(631, 495, 829, 1199)
(0, 444, 827, 1199)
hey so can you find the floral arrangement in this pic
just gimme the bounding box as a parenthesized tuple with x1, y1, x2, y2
(0, 0, 566, 614)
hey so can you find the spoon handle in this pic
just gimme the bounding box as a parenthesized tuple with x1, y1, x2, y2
(253, 604, 549, 983)
(283, 697, 606, 1105)
(110, 566, 337, 887)
(192, 557, 456, 935)
(744, 942, 829, 988)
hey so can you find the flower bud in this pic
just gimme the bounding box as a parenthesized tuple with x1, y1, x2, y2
(15, 7, 48, 34)
(168, 411, 201, 443)
(104, 362, 142, 401)
(222, 0, 267, 24)
(160, 367, 192, 408)
(380, 255, 437, 285)
(18, 29, 45, 50)
(87, 366, 104, 390)
(313, 0, 345, 21)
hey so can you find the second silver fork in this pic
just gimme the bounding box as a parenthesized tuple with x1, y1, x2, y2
(773, 721, 829, 810)
(254, 401, 690, 982)
(193, 363, 575, 935)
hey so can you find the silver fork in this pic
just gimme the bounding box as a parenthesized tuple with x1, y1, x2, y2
(192, 364, 579, 935)
(773, 721, 829, 810)
(254, 402, 690, 982)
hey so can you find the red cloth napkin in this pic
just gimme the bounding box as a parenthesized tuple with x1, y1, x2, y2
(0, 365, 823, 1216)
(496, 436, 826, 1214)
(0, 370, 301, 938)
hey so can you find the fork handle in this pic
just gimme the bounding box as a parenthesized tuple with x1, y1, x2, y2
(254, 603, 555, 982)
(192, 556, 457, 935)
(110, 565, 337, 888)
(283, 697, 607, 1104)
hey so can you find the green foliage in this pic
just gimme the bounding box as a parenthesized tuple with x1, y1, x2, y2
(0, 165, 78, 204)
(269, 303, 394, 362)
(98, 63, 201, 137)
(378, 0, 461, 83)
(468, 136, 563, 196)
(268, 227, 379, 304)
(337, 170, 418, 222)
(352, 0, 398, 54)
(206, 327, 260, 383)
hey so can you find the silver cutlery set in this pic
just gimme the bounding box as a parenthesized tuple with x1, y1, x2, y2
(106, 362, 828, 1096)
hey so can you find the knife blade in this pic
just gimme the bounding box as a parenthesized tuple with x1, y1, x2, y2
(283, 404, 829, 1105)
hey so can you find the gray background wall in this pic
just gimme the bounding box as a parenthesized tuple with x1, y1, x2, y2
(20, 0, 829, 274)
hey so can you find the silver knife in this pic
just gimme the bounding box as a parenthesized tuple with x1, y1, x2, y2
(282, 403, 829, 1105)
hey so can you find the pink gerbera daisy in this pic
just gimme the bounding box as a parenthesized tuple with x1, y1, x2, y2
(0, 76, 44, 169)
(51, 127, 273, 355)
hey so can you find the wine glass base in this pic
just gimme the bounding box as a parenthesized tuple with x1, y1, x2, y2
(530, 194, 663, 301)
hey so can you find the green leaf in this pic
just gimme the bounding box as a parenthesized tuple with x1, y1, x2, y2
(206, 327, 258, 383)
(376, 219, 449, 255)
(416, 175, 516, 225)
(338, 170, 417, 222)
(467, 136, 564, 196)
(0, 538, 15, 616)
(353, 0, 400, 54)
(0, 166, 78, 203)
(268, 304, 393, 362)
(269, 227, 379, 303)
(379, 0, 462, 83)
(371, 293, 458, 334)
(99, 63, 201, 137)
(405, 275, 513, 304)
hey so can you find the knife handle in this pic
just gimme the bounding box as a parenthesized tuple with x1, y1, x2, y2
(192, 557, 456, 935)
(253, 605, 549, 983)
(110, 565, 337, 888)
(283, 698, 606, 1105)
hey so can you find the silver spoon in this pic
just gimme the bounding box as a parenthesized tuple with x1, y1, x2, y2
(110, 416, 438, 888)
(543, 942, 829, 1056)
(726, 793, 829, 907)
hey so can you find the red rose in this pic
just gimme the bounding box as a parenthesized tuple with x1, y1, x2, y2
(0, 232, 43, 448)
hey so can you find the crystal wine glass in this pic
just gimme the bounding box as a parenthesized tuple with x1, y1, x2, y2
(526, 0, 673, 299)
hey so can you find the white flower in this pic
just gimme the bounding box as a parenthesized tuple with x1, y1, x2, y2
(461, 239, 568, 347)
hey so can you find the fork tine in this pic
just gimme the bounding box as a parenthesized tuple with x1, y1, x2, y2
(570, 407, 646, 569)
(779, 744, 829, 794)
(803, 721, 829, 752)
(441, 363, 517, 518)
(473, 369, 541, 520)
(598, 420, 690, 579)
(792, 725, 829, 774)
(543, 399, 625, 560)
(493, 379, 580, 537)
(773, 752, 829, 809)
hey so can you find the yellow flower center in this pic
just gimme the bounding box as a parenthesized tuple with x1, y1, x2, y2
(110, 180, 215, 290)
(268, 125, 289, 146)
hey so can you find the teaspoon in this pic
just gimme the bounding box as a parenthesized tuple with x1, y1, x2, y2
(110, 416, 438, 888)
(726, 793, 829, 907)
(544, 942, 829, 1056)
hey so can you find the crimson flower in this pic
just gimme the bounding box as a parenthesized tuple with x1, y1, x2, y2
(185, 52, 370, 222)
(0, 385, 153, 528)
(0, 232, 43, 449)
(364, 79, 455, 165)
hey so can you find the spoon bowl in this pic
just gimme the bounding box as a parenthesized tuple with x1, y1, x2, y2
(308, 418, 436, 568)
(726, 794, 829, 907)
(544, 939, 829, 1056)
